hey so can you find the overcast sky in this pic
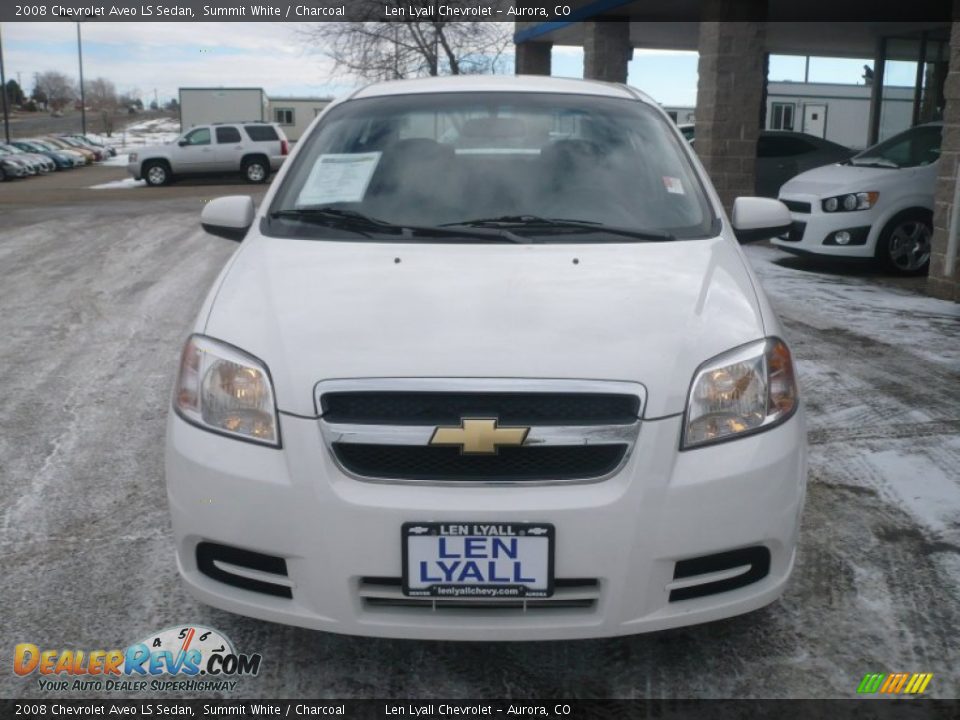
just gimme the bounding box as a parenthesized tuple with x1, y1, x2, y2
(0, 22, 917, 107)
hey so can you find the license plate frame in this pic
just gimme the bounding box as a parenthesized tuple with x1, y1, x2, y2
(401, 522, 555, 598)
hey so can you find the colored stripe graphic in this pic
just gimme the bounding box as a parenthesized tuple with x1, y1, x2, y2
(857, 672, 932, 694)
(857, 673, 885, 693)
(905, 673, 933, 694)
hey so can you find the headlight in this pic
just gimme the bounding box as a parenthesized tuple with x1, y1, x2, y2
(822, 192, 878, 212)
(174, 334, 280, 447)
(128, 152, 138, 162)
(682, 338, 798, 449)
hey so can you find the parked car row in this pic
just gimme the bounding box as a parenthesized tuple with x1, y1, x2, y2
(0, 134, 117, 181)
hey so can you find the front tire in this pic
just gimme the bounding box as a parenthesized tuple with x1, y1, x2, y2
(143, 161, 171, 187)
(242, 157, 268, 184)
(876, 211, 932, 275)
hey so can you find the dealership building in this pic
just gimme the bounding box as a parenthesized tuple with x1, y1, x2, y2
(515, 3, 959, 300)
(178, 87, 332, 141)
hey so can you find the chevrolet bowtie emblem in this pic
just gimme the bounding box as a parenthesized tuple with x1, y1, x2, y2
(429, 418, 529, 455)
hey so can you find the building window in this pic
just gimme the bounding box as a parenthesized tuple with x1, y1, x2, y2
(770, 102, 795, 131)
(274, 108, 294, 126)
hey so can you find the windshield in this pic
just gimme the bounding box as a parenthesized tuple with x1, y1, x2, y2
(850, 124, 942, 168)
(267, 92, 715, 243)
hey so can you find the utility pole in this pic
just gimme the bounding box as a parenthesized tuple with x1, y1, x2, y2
(76, 22, 86, 134)
(0, 24, 10, 144)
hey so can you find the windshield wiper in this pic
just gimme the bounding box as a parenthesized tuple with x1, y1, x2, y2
(441, 215, 675, 242)
(269, 207, 398, 236)
(269, 207, 530, 244)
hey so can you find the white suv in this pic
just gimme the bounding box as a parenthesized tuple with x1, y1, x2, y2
(128, 122, 289, 186)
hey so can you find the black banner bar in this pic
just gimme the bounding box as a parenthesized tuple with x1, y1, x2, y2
(4, 700, 960, 720)
(0, 0, 956, 23)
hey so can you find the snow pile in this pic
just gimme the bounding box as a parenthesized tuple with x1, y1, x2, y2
(89, 178, 146, 190)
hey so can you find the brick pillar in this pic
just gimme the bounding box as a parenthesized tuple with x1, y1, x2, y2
(695, 16, 767, 212)
(515, 42, 552, 76)
(583, 21, 631, 83)
(929, 8, 960, 301)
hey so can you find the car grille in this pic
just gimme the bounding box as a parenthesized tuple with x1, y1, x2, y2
(358, 577, 600, 612)
(321, 391, 640, 426)
(317, 380, 644, 484)
(781, 199, 812, 213)
(333, 443, 626, 482)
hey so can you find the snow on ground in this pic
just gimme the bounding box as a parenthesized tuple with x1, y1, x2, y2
(747, 243, 960, 370)
(861, 438, 960, 536)
(744, 242, 960, 562)
(86, 117, 181, 182)
(89, 177, 145, 190)
(85, 117, 182, 163)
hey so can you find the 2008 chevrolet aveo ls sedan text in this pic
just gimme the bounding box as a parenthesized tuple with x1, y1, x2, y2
(166, 76, 806, 640)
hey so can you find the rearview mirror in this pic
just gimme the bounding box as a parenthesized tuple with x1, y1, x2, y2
(201, 196, 255, 242)
(731, 197, 792, 244)
(177, 139, 188, 147)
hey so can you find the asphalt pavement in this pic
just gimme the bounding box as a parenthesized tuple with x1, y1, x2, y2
(1, 178, 958, 699)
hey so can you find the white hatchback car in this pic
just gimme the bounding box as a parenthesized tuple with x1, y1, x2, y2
(773, 123, 942, 274)
(167, 76, 806, 640)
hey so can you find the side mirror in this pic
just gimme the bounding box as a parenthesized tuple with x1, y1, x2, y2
(731, 196, 792, 244)
(201, 196, 255, 242)
(177, 139, 188, 147)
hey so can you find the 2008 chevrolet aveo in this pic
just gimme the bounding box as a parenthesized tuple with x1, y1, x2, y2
(167, 76, 806, 640)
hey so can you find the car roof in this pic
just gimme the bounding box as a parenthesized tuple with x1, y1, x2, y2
(350, 74, 654, 105)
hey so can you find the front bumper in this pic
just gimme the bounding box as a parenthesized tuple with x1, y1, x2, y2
(2, 163, 28, 178)
(166, 406, 806, 640)
(772, 193, 880, 258)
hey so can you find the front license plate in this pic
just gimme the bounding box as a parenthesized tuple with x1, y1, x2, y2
(402, 522, 554, 598)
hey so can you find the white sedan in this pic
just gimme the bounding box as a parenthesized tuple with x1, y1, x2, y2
(773, 123, 942, 274)
(166, 75, 806, 640)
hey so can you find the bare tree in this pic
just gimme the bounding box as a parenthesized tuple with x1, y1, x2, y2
(34, 71, 77, 112)
(84, 77, 119, 135)
(84, 77, 117, 111)
(298, 1, 511, 81)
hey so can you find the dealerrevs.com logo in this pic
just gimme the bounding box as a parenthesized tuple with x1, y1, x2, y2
(14, 625, 261, 693)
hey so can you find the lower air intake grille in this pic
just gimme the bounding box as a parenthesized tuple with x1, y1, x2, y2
(359, 577, 600, 611)
(196, 542, 292, 599)
(668, 546, 771, 602)
(333, 443, 626, 482)
(782, 221, 806, 242)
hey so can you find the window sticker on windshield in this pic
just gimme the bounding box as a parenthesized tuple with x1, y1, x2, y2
(662, 176, 685, 194)
(297, 152, 382, 206)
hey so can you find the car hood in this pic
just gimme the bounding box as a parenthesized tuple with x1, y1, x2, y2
(204, 235, 766, 418)
(779, 162, 901, 196)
